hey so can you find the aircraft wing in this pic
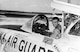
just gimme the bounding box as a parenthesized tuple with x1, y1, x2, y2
(51, 0, 80, 16)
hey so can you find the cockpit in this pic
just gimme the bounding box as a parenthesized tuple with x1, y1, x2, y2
(21, 14, 51, 36)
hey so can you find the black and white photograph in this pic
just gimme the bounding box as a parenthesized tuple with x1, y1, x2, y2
(0, 0, 80, 52)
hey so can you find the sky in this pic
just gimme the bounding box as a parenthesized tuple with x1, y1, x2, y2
(0, 0, 53, 13)
(0, 0, 80, 13)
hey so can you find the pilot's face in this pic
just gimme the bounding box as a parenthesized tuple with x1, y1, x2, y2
(52, 19, 58, 27)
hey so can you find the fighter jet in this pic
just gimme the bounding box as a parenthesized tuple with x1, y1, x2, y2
(0, 0, 80, 52)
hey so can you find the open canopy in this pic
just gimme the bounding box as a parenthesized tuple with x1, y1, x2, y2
(51, 0, 80, 16)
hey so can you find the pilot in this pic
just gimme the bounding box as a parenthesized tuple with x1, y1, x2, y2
(50, 17, 61, 39)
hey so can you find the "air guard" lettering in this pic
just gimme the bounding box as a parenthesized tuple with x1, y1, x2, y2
(18, 39, 54, 52)
(3, 35, 54, 52)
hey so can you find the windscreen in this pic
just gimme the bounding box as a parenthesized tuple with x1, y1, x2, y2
(21, 16, 34, 33)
